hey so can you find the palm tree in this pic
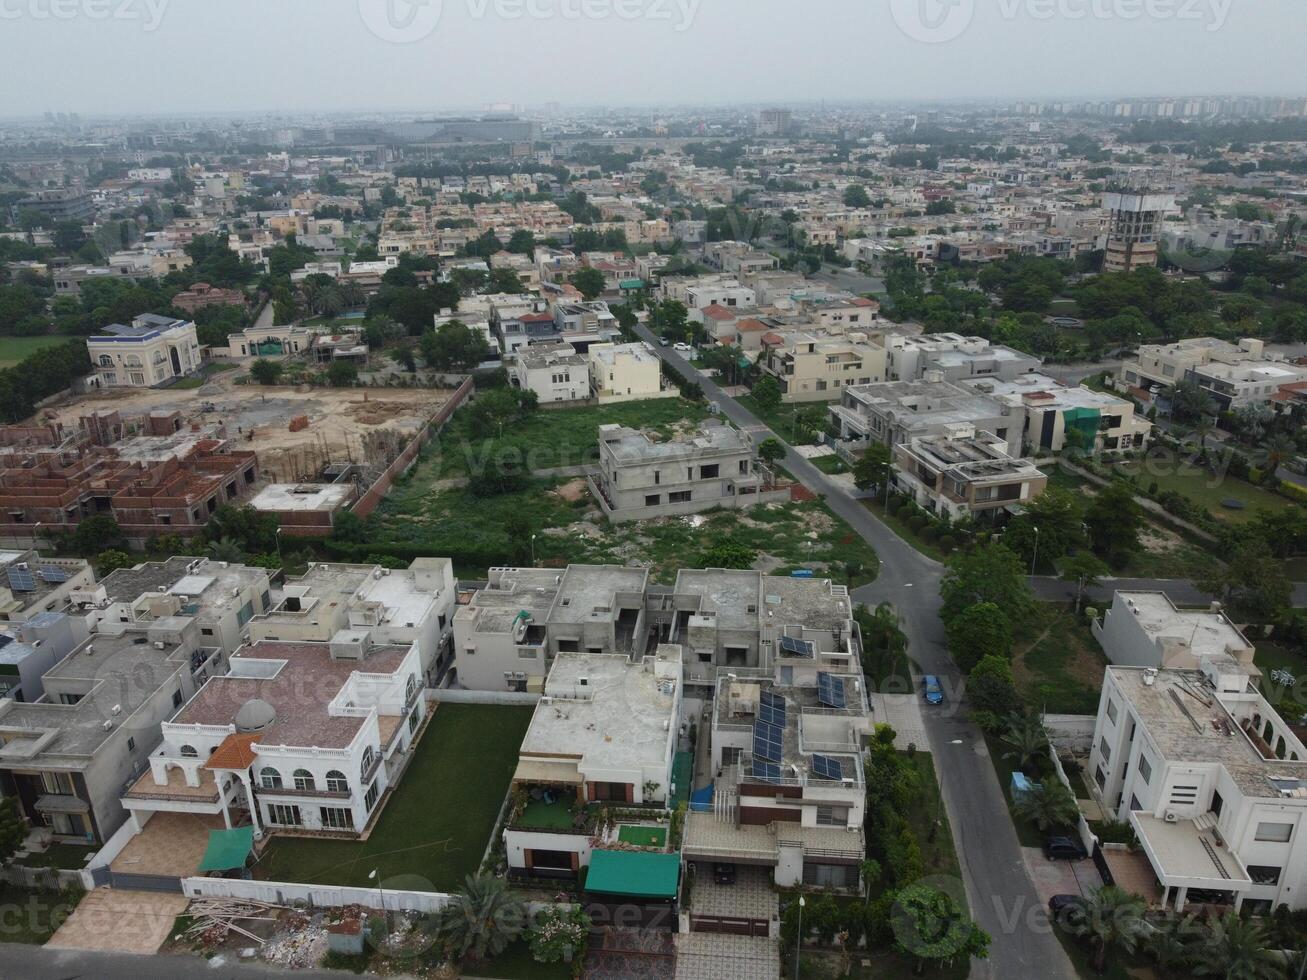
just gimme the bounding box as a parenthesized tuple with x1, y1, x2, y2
(1261, 434, 1297, 483)
(437, 875, 527, 963)
(1195, 912, 1284, 980)
(1068, 885, 1147, 974)
(1149, 914, 1202, 979)
(1001, 714, 1050, 775)
(1011, 780, 1080, 833)
(206, 537, 245, 563)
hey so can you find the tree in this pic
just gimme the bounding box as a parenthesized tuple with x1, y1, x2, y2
(1002, 488, 1085, 569)
(853, 442, 892, 492)
(843, 184, 872, 208)
(756, 437, 786, 467)
(890, 881, 990, 975)
(207, 537, 246, 563)
(967, 655, 1023, 731)
(1085, 482, 1142, 568)
(421, 320, 491, 372)
(1060, 552, 1110, 615)
(699, 541, 757, 570)
(1067, 886, 1147, 975)
(1199, 538, 1293, 622)
(570, 267, 606, 300)
(939, 543, 1034, 629)
(437, 875, 527, 963)
(1195, 913, 1283, 980)
(1001, 714, 1050, 775)
(96, 550, 134, 576)
(70, 515, 126, 555)
(1011, 780, 1079, 833)
(945, 602, 1013, 673)
(326, 360, 358, 387)
(0, 796, 26, 864)
(248, 358, 283, 385)
(1168, 378, 1217, 424)
(751, 374, 782, 413)
(527, 904, 589, 965)
(1147, 914, 1203, 980)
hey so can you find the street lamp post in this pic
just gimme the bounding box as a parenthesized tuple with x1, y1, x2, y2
(1030, 525, 1040, 578)
(793, 896, 805, 980)
(531, 534, 538, 566)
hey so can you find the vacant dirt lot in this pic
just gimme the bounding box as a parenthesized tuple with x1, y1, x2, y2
(35, 375, 454, 482)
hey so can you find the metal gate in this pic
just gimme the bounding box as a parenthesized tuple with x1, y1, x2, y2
(107, 872, 183, 893)
(690, 915, 769, 937)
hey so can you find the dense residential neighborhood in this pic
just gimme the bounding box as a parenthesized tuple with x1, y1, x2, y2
(2, 7, 1307, 979)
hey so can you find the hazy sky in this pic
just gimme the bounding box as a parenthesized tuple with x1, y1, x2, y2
(1, 0, 1303, 116)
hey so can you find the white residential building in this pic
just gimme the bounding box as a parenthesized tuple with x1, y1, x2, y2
(508, 342, 589, 403)
(587, 342, 672, 404)
(1092, 592, 1255, 670)
(87, 315, 202, 388)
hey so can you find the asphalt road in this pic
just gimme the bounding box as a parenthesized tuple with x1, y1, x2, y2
(638, 324, 1076, 980)
(0, 944, 389, 980)
(1032, 575, 1307, 609)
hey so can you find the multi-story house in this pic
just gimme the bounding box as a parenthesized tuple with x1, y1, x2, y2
(124, 637, 425, 839)
(757, 333, 889, 403)
(588, 421, 787, 523)
(0, 613, 89, 703)
(892, 429, 1047, 522)
(509, 342, 589, 404)
(962, 374, 1152, 454)
(503, 647, 683, 881)
(1118, 337, 1307, 410)
(829, 380, 1024, 459)
(881, 333, 1040, 384)
(1092, 592, 1256, 670)
(1089, 659, 1307, 913)
(0, 551, 95, 626)
(587, 342, 672, 404)
(0, 622, 221, 843)
(87, 314, 202, 388)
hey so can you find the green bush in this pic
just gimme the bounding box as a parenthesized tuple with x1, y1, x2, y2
(918, 523, 939, 542)
(938, 534, 957, 552)
(1279, 480, 1307, 505)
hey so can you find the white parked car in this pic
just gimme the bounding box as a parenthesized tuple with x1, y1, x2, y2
(673, 343, 692, 352)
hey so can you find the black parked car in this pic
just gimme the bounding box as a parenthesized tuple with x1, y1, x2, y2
(1043, 836, 1088, 861)
(1048, 894, 1088, 929)
(713, 863, 737, 885)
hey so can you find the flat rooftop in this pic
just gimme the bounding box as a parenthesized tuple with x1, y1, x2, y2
(600, 421, 748, 464)
(171, 640, 410, 750)
(964, 373, 1133, 412)
(99, 557, 268, 612)
(0, 632, 192, 759)
(249, 483, 354, 513)
(464, 567, 563, 634)
(841, 380, 1007, 430)
(520, 652, 678, 772)
(1114, 592, 1251, 661)
(549, 565, 649, 625)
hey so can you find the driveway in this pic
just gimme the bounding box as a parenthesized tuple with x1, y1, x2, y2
(868, 692, 929, 751)
(638, 324, 1077, 980)
(44, 887, 189, 954)
(1022, 848, 1100, 906)
(674, 933, 780, 980)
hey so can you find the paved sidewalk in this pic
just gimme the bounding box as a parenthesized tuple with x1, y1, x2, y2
(674, 933, 780, 980)
(45, 888, 188, 954)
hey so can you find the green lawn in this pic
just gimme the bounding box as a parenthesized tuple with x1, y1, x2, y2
(902, 752, 961, 880)
(1012, 603, 1108, 716)
(0, 335, 70, 368)
(253, 704, 533, 891)
(462, 940, 572, 979)
(429, 397, 710, 479)
(860, 498, 948, 562)
(1112, 460, 1301, 524)
(0, 884, 84, 943)
(519, 797, 574, 830)
(15, 843, 95, 870)
(734, 394, 827, 447)
(617, 825, 668, 848)
(809, 454, 850, 476)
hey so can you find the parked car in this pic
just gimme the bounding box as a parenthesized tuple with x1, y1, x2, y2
(1043, 836, 1088, 861)
(712, 863, 737, 885)
(674, 342, 692, 352)
(658, 337, 670, 347)
(922, 675, 944, 705)
(1048, 894, 1088, 929)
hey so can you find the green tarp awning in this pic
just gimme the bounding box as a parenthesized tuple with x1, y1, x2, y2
(585, 850, 679, 899)
(197, 826, 255, 873)
(619, 279, 645, 290)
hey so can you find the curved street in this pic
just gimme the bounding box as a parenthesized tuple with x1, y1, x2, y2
(637, 324, 1077, 979)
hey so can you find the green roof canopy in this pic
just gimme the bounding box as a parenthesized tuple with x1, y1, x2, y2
(197, 826, 255, 873)
(585, 850, 679, 899)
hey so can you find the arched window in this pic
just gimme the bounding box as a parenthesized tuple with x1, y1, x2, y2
(326, 770, 348, 794)
(360, 746, 375, 779)
(98, 354, 113, 367)
(260, 767, 282, 789)
(405, 675, 418, 702)
(179, 744, 198, 758)
(293, 769, 315, 792)
(124, 355, 143, 368)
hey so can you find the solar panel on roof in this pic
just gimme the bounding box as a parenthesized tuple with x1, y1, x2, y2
(751, 760, 781, 783)
(5, 566, 35, 593)
(758, 690, 787, 726)
(817, 672, 847, 709)
(810, 754, 844, 781)
(752, 720, 784, 762)
(37, 567, 68, 584)
(779, 635, 815, 658)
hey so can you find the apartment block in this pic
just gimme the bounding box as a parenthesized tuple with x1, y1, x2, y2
(1089, 659, 1307, 913)
(589, 421, 787, 523)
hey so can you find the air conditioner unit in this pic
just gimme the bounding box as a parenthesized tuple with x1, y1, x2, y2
(1164, 810, 1179, 824)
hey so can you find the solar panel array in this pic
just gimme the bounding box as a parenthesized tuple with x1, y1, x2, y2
(751, 760, 781, 783)
(752, 720, 784, 762)
(37, 567, 68, 584)
(810, 754, 844, 781)
(5, 566, 35, 593)
(759, 689, 787, 726)
(779, 635, 815, 658)
(816, 672, 846, 709)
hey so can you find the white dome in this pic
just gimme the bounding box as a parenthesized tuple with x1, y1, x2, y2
(234, 698, 276, 734)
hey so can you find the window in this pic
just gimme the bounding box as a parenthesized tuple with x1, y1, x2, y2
(1106, 699, 1118, 725)
(405, 675, 418, 703)
(1138, 754, 1151, 785)
(815, 805, 848, 828)
(408, 709, 419, 735)
(41, 772, 74, 795)
(1169, 785, 1198, 806)
(803, 863, 856, 888)
(700, 464, 720, 480)
(293, 769, 315, 792)
(319, 807, 354, 830)
(1248, 865, 1282, 886)
(668, 491, 691, 504)
(364, 780, 379, 811)
(1099, 737, 1111, 764)
(1256, 822, 1294, 843)
(645, 494, 662, 507)
(1094, 766, 1106, 790)
(268, 804, 301, 826)
(180, 744, 198, 758)
(1129, 795, 1142, 811)
(260, 767, 283, 790)
(325, 770, 348, 794)
(360, 746, 376, 779)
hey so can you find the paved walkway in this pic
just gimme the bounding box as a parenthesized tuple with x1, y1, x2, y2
(110, 811, 223, 878)
(674, 933, 780, 980)
(867, 692, 929, 750)
(44, 888, 189, 954)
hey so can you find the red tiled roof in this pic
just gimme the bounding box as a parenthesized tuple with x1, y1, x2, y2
(521, 312, 554, 322)
(736, 319, 768, 332)
(761, 332, 785, 346)
(204, 733, 261, 771)
(703, 304, 735, 321)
